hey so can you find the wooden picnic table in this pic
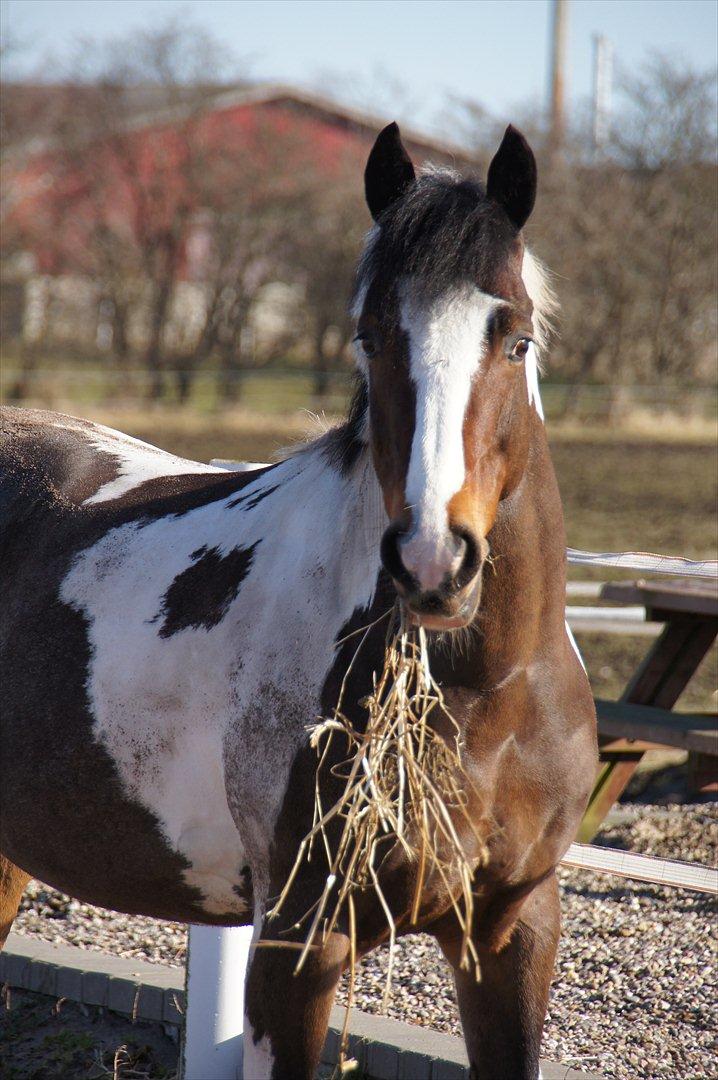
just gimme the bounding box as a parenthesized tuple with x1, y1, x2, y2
(578, 578, 718, 841)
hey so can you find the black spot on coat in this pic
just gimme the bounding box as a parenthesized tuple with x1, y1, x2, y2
(226, 483, 280, 511)
(156, 541, 260, 637)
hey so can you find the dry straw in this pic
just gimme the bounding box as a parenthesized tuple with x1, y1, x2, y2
(268, 604, 488, 1070)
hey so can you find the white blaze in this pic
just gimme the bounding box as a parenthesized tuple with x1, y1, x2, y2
(525, 340, 544, 420)
(399, 285, 497, 590)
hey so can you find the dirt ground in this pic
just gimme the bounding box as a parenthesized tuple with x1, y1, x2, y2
(0, 989, 342, 1080)
(0, 988, 179, 1080)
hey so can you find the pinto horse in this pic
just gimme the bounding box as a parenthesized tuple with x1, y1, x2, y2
(0, 124, 597, 1079)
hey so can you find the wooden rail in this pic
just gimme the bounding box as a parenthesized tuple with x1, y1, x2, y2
(596, 698, 717, 755)
(562, 843, 718, 895)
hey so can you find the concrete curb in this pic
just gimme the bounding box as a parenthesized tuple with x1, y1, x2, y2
(1, 933, 603, 1079)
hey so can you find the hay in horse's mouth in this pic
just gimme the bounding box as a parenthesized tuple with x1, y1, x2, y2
(267, 604, 489, 1070)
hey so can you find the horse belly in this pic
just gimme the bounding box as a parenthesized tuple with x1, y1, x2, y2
(1, 584, 252, 923)
(76, 644, 253, 919)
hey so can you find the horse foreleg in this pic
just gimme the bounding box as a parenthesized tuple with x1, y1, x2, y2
(243, 914, 348, 1080)
(0, 853, 31, 949)
(434, 873, 561, 1080)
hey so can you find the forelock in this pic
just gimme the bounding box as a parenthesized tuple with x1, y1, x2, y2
(352, 167, 558, 362)
(353, 166, 516, 307)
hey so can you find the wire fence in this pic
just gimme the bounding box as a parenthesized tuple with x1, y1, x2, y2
(2, 364, 717, 422)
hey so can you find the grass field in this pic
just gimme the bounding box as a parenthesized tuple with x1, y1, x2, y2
(3, 358, 715, 424)
(5, 398, 717, 711)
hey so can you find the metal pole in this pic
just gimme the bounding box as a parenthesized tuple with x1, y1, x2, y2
(548, 0, 569, 155)
(182, 924, 253, 1080)
(592, 34, 613, 151)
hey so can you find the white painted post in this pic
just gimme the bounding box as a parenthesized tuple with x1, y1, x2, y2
(182, 925, 253, 1080)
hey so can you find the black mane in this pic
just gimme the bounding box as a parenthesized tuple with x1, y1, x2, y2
(354, 168, 517, 305)
(322, 376, 368, 476)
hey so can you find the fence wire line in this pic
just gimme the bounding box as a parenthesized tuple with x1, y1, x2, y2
(567, 548, 718, 580)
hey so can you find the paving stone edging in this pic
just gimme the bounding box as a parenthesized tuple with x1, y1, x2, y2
(1, 932, 184, 1026)
(1, 933, 602, 1080)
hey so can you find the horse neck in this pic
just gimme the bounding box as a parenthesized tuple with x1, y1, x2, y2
(282, 435, 386, 593)
(432, 418, 567, 690)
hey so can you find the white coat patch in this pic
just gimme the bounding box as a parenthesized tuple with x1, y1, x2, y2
(243, 1027, 273, 1080)
(243, 910, 275, 1079)
(565, 620, 587, 672)
(60, 434, 386, 914)
(53, 418, 222, 504)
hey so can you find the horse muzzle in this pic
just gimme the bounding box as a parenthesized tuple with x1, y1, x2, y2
(380, 522, 485, 630)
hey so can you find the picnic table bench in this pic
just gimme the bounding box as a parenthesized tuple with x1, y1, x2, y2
(578, 576, 718, 841)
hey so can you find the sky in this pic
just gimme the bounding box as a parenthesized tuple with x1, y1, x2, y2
(2, 0, 717, 134)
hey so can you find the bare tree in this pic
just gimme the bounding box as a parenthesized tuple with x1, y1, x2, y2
(445, 54, 717, 414)
(177, 119, 317, 405)
(3, 19, 285, 400)
(293, 163, 368, 400)
(53, 21, 239, 399)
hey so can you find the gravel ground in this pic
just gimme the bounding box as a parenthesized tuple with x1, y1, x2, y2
(11, 802, 717, 1080)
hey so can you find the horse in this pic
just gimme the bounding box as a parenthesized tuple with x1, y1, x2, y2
(0, 122, 597, 1080)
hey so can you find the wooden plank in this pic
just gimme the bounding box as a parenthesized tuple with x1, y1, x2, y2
(645, 621, 717, 709)
(579, 616, 717, 841)
(621, 618, 716, 709)
(566, 582, 604, 598)
(688, 751, 718, 794)
(596, 698, 718, 755)
(601, 581, 718, 617)
(599, 737, 667, 753)
(604, 579, 718, 600)
(569, 605, 647, 622)
(568, 617, 660, 637)
(578, 754, 644, 843)
(561, 843, 718, 895)
(566, 606, 660, 636)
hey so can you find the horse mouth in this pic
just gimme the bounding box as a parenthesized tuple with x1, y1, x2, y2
(402, 577, 482, 632)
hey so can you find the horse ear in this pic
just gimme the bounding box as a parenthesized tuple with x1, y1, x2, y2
(486, 124, 537, 231)
(365, 122, 416, 222)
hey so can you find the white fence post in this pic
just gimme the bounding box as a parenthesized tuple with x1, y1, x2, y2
(182, 925, 253, 1080)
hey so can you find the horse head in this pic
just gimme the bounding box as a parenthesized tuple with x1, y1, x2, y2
(354, 122, 549, 631)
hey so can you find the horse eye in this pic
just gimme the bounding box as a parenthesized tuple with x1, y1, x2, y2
(509, 337, 532, 364)
(355, 333, 377, 358)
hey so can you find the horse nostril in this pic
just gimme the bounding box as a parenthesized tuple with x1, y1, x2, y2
(380, 523, 418, 592)
(451, 532, 467, 571)
(451, 526, 481, 589)
(382, 522, 483, 598)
